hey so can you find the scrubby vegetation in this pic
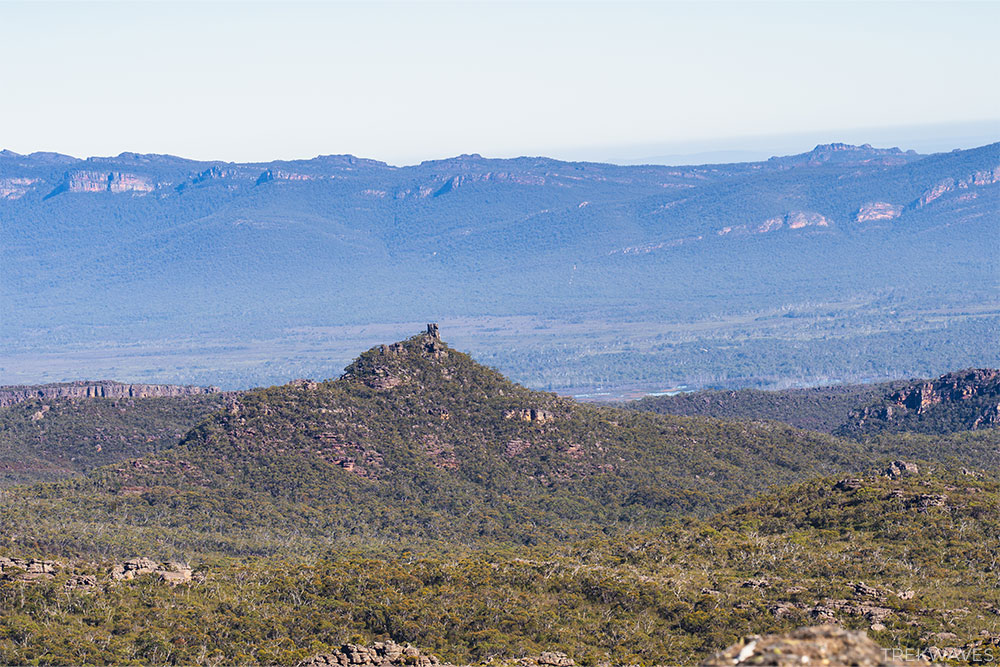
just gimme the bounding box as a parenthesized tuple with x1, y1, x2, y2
(1, 471, 997, 666)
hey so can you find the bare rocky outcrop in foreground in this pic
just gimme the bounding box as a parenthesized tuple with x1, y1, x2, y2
(110, 558, 192, 585)
(299, 643, 576, 667)
(299, 641, 441, 667)
(700, 625, 927, 666)
(0, 556, 63, 582)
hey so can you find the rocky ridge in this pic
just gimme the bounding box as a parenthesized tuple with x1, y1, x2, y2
(843, 368, 1000, 434)
(0, 380, 221, 408)
(917, 164, 1000, 207)
(0, 555, 191, 587)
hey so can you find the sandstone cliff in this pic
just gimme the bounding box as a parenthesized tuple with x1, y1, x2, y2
(841, 368, 1000, 435)
(0, 380, 220, 408)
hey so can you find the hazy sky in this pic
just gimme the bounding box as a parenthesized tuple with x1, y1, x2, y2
(2, 0, 998, 164)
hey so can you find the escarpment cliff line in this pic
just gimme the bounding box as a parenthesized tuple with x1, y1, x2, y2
(0, 380, 220, 408)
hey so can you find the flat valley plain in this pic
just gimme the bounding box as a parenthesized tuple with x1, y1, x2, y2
(5, 297, 997, 398)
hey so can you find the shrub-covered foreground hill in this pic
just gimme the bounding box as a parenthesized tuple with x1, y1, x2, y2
(1, 470, 998, 665)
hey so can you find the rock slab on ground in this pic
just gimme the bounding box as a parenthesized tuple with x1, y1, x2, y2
(700, 625, 927, 666)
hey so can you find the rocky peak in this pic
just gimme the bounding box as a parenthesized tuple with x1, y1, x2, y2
(767, 143, 920, 169)
(339, 327, 454, 390)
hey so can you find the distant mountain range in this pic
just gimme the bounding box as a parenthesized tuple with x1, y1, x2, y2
(2, 142, 997, 390)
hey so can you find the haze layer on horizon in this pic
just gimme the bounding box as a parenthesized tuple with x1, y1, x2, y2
(2, 1, 998, 166)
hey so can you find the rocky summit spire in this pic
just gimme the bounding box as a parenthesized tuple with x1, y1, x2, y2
(426, 323, 440, 340)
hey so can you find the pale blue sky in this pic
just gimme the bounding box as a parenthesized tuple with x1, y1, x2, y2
(2, 1, 998, 164)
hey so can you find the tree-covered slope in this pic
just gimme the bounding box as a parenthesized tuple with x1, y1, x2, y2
(0, 392, 227, 486)
(3, 331, 1000, 560)
(0, 330, 869, 554)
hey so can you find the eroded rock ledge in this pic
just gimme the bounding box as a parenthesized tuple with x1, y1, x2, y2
(0, 380, 220, 408)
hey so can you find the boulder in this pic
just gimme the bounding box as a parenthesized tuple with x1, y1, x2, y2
(835, 477, 864, 491)
(537, 652, 574, 667)
(110, 558, 192, 585)
(299, 641, 440, 667)
(884, 461, 919, 479)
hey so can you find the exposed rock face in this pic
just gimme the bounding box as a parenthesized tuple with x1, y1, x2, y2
(843, 368, 1000, 434)
(0, 557, 63, 582)
(183, 165, 259, 189)
(856, 202, 903, 222)
(785, 210, 831, 229)
(505, 408, 555, 424)
(884, 460, 919, 479)
(0, 380, 220, 408)
(701, 625, 926, 666)
(256, 169, 316, 185)
(891, 369, 1000, 414)
(0, 176, 38, 199)
(754, 210, 831, 234)
(917, 165, 1000, 207)
(299, 641, 440, 667)
(110, 558, 192, 585)
(66, 170, 154, 193)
